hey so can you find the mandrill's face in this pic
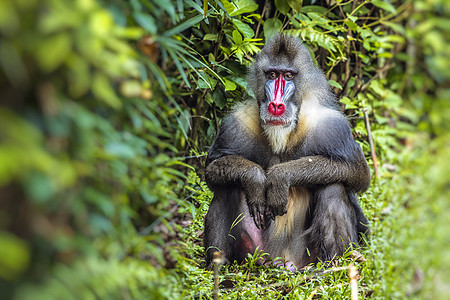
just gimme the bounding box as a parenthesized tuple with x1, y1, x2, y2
(262, 68, 298, 127)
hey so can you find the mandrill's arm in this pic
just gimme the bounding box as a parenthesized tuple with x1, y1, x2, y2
(205, 156, 268, 229)
(266, 153, 370, 218)
(265, 118, 371, 218)
(205, 155, 266, 191)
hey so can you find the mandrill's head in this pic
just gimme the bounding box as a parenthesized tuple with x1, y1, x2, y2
(247, 34, 332, 153)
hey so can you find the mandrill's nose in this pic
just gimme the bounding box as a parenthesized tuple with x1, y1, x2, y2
(268, 102, 285, 116)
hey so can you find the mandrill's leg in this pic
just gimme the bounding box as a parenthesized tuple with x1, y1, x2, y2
(204, 187, 265, 269)
(305, 183, 358, 263)
(204, 187, 239, 269)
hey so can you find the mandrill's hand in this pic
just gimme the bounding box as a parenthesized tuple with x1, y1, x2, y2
(265, 165, 290, 220)
(241, 166, 270, 230)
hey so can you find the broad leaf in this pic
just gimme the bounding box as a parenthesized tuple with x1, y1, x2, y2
(264, 18, 282, 41)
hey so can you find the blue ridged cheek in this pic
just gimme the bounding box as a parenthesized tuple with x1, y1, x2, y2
(264, 80, 295, 103)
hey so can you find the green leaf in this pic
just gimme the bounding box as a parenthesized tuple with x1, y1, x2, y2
(67, 54, 91, 98)
(220, 46, 231, 55)
(306, 12, 325, 22)
(328, 80, 343, 90)
(275, 0, 290, 15)
(369, 80, 385, 96)
(383, 21, 406, 34)
(203, 33, 218, 41)
(197, 72, 217, 89)
(163, 13, 205, 37)
(264, 18, 282, 41)
(301, 5, 332, 16)
(0, 232, 30, 280)
(371, 0, 397, 14)
(221, 0, 235, 15)
(221, 0, 258, 16)
(345, 20, 358, 31)
(223, 78, 237, 91)
(340, 96, 357, 109)
(167, 49, 191, 88)
(232, 30, 243, 44)
(105, 142, 136, 158)
(23, 171, 55, 203)
(287, 0, 302, 13)
(36, 33, 72, 73)
(208, 53, 215, 62)
(347, 14, 358, 22)
(154, 0, 176, 22)
(231, 18, 254, 39)
(203, 0, 208, 17)
(92, 73, 122, 109)
(133, 12, 157, 34)
(358, 53, 370, 64)
(120, 80, 142, 98)
(213, 88, 227, 109)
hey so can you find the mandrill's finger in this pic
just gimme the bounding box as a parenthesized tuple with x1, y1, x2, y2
(249, 204, 261, 230)
(256, 209, 266, 230)
(269, 209, 276, 221)
(257, 211, 268, 230)
(251, 203, 269, 230)
(253, 214, 263, 230)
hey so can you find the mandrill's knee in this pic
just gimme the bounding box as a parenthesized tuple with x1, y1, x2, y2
(313, 184, 357, 241)
(316, 183, 347, 201)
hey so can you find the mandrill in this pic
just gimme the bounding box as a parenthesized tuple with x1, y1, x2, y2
(204, 34, 370, 271)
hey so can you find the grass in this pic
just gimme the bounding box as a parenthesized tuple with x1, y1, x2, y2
(169, 131, 450, 299)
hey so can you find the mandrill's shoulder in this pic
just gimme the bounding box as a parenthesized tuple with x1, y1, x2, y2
(229, 100, 263, 137)
(207, 100, 266, 164)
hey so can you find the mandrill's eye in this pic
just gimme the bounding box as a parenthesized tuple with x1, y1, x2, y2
(269, 71, 277, 79)
(284, 72, 294, 80)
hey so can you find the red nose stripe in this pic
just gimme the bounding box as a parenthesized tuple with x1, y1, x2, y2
(274, 74, 285, 102)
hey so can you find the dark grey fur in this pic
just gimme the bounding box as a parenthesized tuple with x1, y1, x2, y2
(204, 34, 370, 270)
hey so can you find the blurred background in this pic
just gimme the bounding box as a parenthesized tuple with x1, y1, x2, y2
(0, 0, 448, 298)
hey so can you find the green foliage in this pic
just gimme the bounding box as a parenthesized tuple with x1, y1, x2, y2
(0, 0, 195, 297)
(0, 0, 448, 298)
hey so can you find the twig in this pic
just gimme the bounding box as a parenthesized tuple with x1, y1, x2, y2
(255, 0, 268, 38)
(349, 263, 358, 300)
(213, 251, 222, 300)
(363, 108, 379, 179)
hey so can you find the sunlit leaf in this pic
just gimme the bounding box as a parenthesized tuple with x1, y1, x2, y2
(231, 18, 254, 39)
(222, 0, 258, 16)
(35, 33, 72, 72)
(223, 78, 237, 91)
(232, 29, 243, 44)
(0, 232, 30, 281)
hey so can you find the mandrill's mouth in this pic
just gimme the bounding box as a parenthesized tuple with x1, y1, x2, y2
(263, 119, 291, 127)
(267, 120, 288, 126)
